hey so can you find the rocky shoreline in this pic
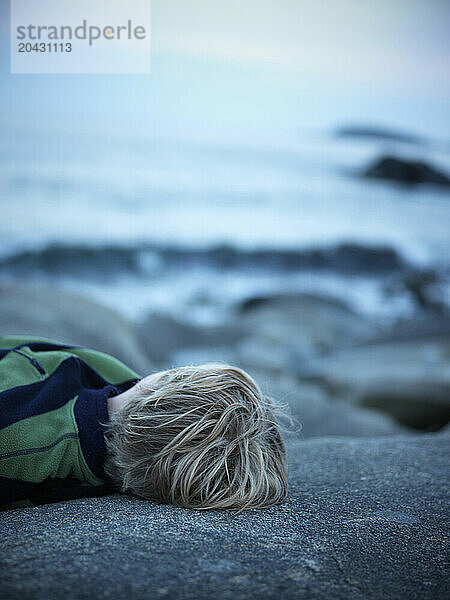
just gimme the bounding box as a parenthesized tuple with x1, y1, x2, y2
(1, 282, 449, 599)
(1, 282, 449, 434)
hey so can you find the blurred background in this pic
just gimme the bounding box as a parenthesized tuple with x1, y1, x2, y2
(0, 0, 449, 437)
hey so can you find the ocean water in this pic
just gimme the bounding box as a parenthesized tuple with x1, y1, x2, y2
(1, 128, 449, 324)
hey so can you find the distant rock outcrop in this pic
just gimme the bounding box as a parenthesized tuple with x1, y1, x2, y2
(0, 242, 409, 279)
(363, 156, 450, 187)
(335, 124, 424, 145)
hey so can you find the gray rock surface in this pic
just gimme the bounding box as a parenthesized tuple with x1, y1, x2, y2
(1, 432, 448, 600)
(0, 284, 155, 375)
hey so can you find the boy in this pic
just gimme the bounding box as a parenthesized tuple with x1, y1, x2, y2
(0, 336, 287, 511)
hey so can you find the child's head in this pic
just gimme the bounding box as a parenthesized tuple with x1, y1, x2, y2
(104, 364, 288, 511)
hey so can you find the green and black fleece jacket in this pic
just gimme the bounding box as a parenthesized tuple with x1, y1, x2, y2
(0, 336, 140, 510)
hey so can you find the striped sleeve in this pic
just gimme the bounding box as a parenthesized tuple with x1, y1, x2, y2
(0, 338, 140, 509)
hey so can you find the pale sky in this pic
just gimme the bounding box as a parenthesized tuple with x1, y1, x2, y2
(150, 0, 449, 93)
(0, 0, 449, 139)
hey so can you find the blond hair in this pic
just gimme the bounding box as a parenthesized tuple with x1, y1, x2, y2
(104, 364, 288, 511)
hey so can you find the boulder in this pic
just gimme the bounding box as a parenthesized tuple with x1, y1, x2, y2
(296, 334, 450, 431)
(137, 312, 245, 364)
(363, 156, 450, 187)
(236, 293, 379, 372)
(1, 432, 448, 600)
(359, 381, 450, 431)
(253, 373, 408, 438)
(387, 269, 447, 314)
(0, 284, 155, 375)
